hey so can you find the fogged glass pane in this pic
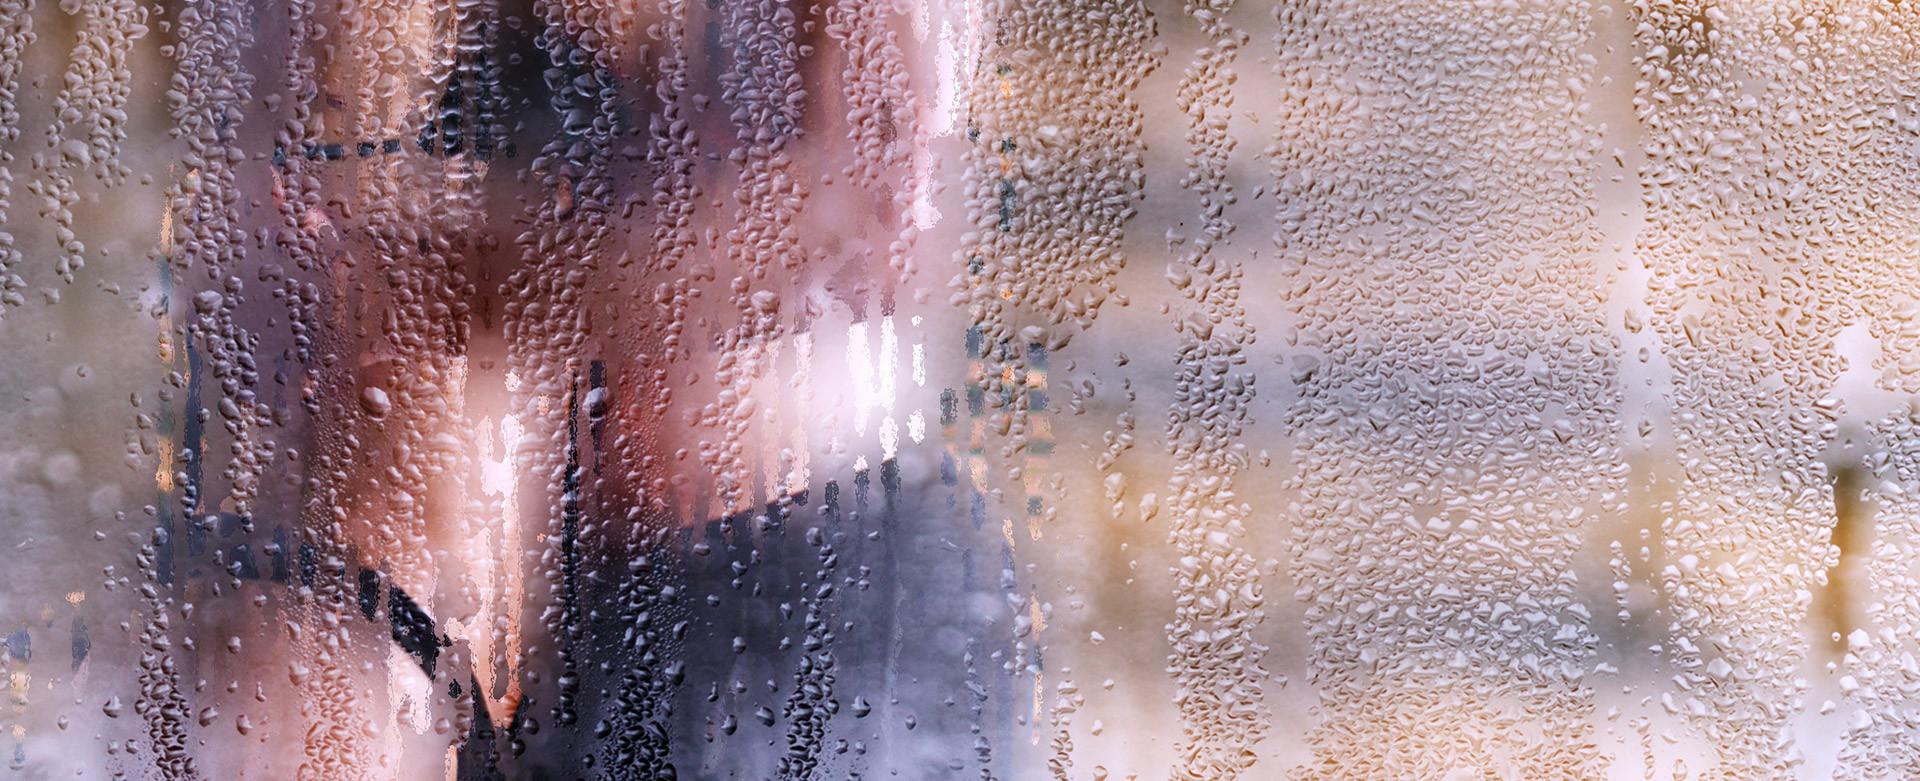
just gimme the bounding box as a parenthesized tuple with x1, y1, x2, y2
(2, 0, 1918, 778)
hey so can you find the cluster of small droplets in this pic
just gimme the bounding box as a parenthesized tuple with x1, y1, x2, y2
(951, 0, 1156, 487)
(287, 286, 396, 781)
(774, 523, 841, 780)
(268, 250, 386, 770)
(582, 13, 703, 692)
(360, 200, 475, 589)
(639, 0, 700, 286)
(1093, 400, 1135, 481)
(1837, 407, 1920, 779)
(826, 0, 921, 279)
(946, 2, 1154, 775)
(1159, 0, 1266, 778)
(694, 0, 811, 512)
(581, 6, 699, 776)
(284, 0, 476, 772)
(437, 0, 510, 227)
(0, 0, 33, 311)
(286, 551, 377, 781)
(131, 536, 198, 780)
(337, 0, 439, 201)
(354, 7, 476, 602)
(168, 0, 267, 519)
(1273, 1, 1624, 777)
(1608, 539, 1634, 625)
(624, 0, 702, 418)
(597, 521, 684, 780)
(1044, 675, 1081, 781)
(29, 0, 145, 284)
(963, 641, 998, 781)
(266, 0, 324, 277)
(265, 0, 328, 381)
(27, 0, 1920, 775)
(501, 0, 628, 733)
(1629, 2, 1920, 776)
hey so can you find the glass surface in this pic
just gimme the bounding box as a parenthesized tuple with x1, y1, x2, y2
(0, 0, 1916, 778)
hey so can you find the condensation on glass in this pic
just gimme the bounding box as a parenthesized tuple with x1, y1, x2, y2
(0, 0, 1916, 778)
